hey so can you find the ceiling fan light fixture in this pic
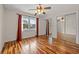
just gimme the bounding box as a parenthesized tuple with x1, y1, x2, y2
(35, 4, 46, 15)
(28, 4, 51, 16)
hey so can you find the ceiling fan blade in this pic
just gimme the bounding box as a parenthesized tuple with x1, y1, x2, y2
(34, 13, 37, 16)
(43, 12, 46, 14)
(44, 7, 51, 9)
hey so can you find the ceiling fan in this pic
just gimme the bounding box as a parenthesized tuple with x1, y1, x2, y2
(28, 4, 52, 16)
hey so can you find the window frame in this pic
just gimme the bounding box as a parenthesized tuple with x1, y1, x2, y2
(22, 15, 36, 31)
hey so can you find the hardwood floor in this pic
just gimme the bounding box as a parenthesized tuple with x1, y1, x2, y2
(1, 35, 79, 54)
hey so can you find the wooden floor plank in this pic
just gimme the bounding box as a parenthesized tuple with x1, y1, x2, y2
(1, 35, 79, 54)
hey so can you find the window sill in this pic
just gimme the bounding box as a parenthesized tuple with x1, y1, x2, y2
(22, 29, 36, 32)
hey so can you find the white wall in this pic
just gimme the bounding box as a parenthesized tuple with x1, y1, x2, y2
(39, 19, 46, 35)
(0, 5, 4, 50)
(4, 9, 18, 42)
(52, 16, 57, 38)
(76, 11, 79, 44)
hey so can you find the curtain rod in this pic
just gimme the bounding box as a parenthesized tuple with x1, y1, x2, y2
(16, 13, 36, 18)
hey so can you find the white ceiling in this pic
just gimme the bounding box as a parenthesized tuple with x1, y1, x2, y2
(4, 4, 79, 18)
(4, 4, 53, 14)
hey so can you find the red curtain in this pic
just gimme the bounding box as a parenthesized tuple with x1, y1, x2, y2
(36, 18, 39, 37)
(46, 19, 49, 35)
(17, 14, 22, 42)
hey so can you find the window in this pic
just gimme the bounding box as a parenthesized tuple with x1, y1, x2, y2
(22, 16, 36, 31)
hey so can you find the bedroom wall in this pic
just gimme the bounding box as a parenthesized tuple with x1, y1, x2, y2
(0, 5, 4, 50)
(39, 19, 46, 35)
(3, 9, 18, 42)
(3, 8, 47, 42)
(76, 11, 79, 44)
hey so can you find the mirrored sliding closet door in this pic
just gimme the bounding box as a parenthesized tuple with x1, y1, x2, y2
(57, 13, 76, 43)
